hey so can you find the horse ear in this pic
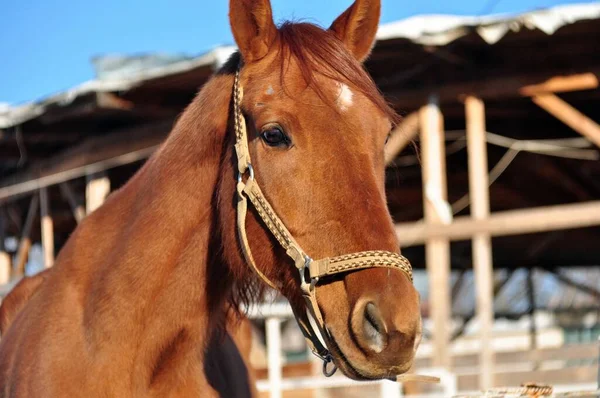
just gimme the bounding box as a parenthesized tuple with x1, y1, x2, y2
(329, 0, 381, 63)
(229, 0, 278, 63)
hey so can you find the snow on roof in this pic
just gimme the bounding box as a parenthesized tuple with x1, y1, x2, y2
(377, 2, 600, 45)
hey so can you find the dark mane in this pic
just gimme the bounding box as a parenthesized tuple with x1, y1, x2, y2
(277, 22, 400, 125)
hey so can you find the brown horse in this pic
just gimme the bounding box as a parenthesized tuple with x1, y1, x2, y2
(0, 0, 421, 396)
(0, 270, 258, 398)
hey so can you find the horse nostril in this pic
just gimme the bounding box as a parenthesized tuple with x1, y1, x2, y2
(362, 302, 387, 353)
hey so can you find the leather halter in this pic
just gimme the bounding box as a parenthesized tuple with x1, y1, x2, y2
(232, 67, 414, 376)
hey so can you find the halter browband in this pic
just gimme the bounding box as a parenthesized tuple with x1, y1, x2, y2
(232, 67, 421, 380)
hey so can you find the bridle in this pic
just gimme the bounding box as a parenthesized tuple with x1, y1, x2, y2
(232, 66, 414, 377)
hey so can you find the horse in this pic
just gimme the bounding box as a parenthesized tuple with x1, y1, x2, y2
(0, 0, 422, 396)
(0, 270, 258, 397)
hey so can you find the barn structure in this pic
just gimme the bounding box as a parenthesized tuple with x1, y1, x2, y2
(1, 3, 600, 396)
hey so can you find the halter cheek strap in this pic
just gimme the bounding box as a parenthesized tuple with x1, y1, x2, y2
(232, 68, 438, 385)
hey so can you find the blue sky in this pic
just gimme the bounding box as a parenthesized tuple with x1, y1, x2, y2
(0, 0, 592, 105)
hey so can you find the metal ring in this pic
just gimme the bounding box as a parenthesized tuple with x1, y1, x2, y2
(301, 255, 313, 284)
(322, 354, 337, 377)
(247, 164, 254, 180)
(237, 163, 255, 184)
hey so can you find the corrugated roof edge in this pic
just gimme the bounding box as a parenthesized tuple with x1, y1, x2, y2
(376, 2, 600, 45)
(1, 2, 599, 129)
(0, 45, 237, 129)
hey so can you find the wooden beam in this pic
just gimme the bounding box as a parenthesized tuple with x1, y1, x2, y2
(532, 93, 600, 148)
(59, 182, 85, 223)
(526, 268, 538, 370)
(395, 200, 600, 246)
(519, 73, 598, 96)
(545, 268, 600, 300)
(96, 92, 134, 110)
(39, 187, 54, 268)
(384, 112, 419, 165)
(0, 208, 10, 284)
(86, 173, 110, 215)
(0, 119, 171, 204)
(414, 342, 599, 369)
(6, 206, 22, 235)
(419, 95, 451, 369)
(0, 252, 8, 285)
(15, 194, 39, 276)
(0, 145, 156, 204)
(389, 70, 600, 109)
(465, 95, 494, 389)
(96, 93, 181, 118)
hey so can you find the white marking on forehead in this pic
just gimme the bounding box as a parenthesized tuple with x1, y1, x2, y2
(336, 83, 354, 111)
(265, 85, 274, 95)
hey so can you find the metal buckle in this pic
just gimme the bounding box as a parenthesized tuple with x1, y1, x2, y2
(299, 255, 318, 293)
(237, 163, 254, 184)
(322, 354, 337, 377)
(308, 349, 337, 377)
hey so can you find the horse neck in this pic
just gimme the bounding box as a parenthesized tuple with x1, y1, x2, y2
(71, 74, 235, 374)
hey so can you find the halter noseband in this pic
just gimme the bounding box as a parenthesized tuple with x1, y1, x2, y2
(232, 67, 414, 377)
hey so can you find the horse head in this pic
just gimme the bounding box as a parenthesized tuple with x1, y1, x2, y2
(217, 0, 422, 380)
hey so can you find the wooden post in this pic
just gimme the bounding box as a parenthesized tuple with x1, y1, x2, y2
(59, 182, 85, 223)
(395, 200, 600, 246)
(0, 208, 10, 284)
(465, 96, 495, 389)
(526, 268, 538, 370)
(532, 94, 600, 148)
(384, 112, 419, 165)
(86, 172, 110, 214)
(39, 187, 54, 268)
(265, 317, 282, 398)
(419, 95, 452, 369)
(15, 194, 39, 276)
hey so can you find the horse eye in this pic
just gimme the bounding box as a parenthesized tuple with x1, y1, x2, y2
(261, 127, 290, 148)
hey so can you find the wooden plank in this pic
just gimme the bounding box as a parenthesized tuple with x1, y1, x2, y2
(519, 73, 598, 96)
(86, 173, 110, 214)
(419, 95, 451, 369)
(0, 208, 10, 284)
(395, 200, 600, 246)
(532, 93, 600, 148)
(413, 342, 599, 369)
(389, 71, 600, 109)
(96, 92, 134, 110)
(59, 182, 85, 223)
(15, 194, 39, 276)
(465, 96, 494, 389)
(39, 187, 54, 268)
(384, 112, 419, 165)
(0, 252, 9, 285)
